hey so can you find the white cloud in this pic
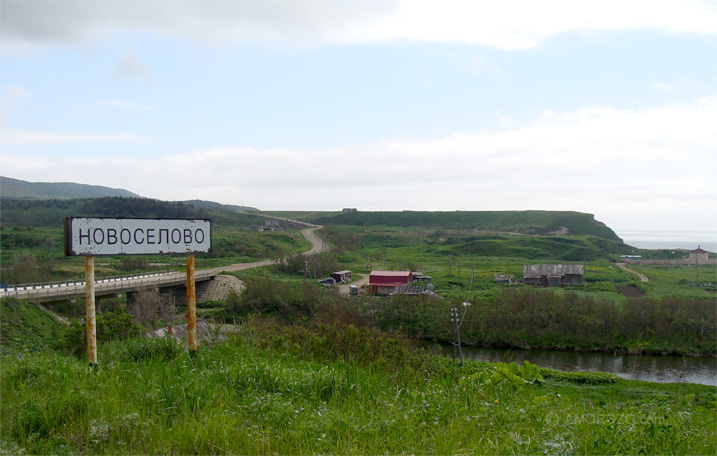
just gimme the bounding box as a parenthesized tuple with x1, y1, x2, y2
(3, 97, 714, 230)
(2, 0, 716, 52)
(0, 128, 155, 145)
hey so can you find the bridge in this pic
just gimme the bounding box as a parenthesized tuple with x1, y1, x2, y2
(0, 225, 324, 304)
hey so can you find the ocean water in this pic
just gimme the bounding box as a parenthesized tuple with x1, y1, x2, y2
(616, 230, 717, 252)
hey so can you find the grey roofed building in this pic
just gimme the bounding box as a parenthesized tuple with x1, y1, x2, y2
(330, 270, 352, 283)
(262, 220, 283, 231)
(522, 264, 585, 286)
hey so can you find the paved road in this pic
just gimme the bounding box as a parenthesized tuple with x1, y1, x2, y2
(1, 226, 325, 302)
(616, 262, 649, 282)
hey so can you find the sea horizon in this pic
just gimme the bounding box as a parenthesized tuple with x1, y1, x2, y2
(615, 230, 717, 253)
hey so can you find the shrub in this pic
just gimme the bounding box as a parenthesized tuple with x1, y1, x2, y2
(56, 305, 143, 357)
(539, 368, 618, 384)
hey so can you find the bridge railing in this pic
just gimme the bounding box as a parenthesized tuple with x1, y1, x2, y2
(0, 269, 218, 300)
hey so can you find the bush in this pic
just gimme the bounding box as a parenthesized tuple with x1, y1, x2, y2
(539, 368, 618, 384)
(236, 278, 317, 318)
(56, 305, 143, 357)
(119, 257, 150, 272)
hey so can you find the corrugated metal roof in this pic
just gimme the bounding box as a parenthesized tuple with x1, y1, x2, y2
(368, 271, 412, 286)
(370, 271, 412, 277)
(391, 285, 427, 295)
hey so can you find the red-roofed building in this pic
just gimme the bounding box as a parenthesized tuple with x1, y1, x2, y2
(368, 271, 413, 295)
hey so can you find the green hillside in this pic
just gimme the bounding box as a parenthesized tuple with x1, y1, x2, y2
(271, 210, 622, 241)
(0, 176, 141, 199)
(0, 298, 63, 351)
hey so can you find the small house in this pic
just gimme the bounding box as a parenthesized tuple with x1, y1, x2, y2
(688, 246, 710, 264)
(368, 271, 413, 295)
(522, 264, 584, 286)
(330, 270, 352, 284)
(261, 220, 282, 232)
(412, 272, 432, 282)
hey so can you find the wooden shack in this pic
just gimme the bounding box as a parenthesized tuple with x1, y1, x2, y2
(522, 264, 584, 286)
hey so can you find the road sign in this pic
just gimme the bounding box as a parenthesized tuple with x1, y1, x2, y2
(65, 217, 211, 256)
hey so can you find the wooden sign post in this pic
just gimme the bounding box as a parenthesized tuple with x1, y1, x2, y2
(85, 256, 97, 366)
(186, 254, 198, 353)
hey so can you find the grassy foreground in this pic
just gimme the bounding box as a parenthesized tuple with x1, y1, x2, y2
(2, 316, 715, 455)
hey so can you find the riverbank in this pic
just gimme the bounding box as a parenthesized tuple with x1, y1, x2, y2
(428, 343, 717, 386)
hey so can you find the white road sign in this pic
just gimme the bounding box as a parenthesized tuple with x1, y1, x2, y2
(65, 217, 212, 256)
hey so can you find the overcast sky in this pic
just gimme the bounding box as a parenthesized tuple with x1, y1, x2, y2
(1, 0, 715, 233)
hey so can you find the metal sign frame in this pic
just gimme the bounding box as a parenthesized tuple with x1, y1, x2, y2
(64, 217, 212, 256)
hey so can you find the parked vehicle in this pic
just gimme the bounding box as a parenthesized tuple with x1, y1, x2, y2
(349, 285, 359, 295)
(319, 278, 336, 285)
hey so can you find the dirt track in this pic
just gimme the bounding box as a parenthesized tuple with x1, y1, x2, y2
(337, 273, 370, 295)
(616, 263, 649, 282)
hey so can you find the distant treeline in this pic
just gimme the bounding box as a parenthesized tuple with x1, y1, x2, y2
(367, 288, 715, 356)
(466, 288, 715, 355)
(212, 278, 716, 356)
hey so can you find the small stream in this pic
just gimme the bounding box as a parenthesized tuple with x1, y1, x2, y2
(427, 344, 717, 386)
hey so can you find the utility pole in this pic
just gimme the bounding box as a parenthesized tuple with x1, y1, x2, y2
(450, 307, 464, 366)
(696, 245, 700, 286)
(472, 266, 476, 303)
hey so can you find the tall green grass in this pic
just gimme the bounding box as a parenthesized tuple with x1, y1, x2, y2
(2, 317, 715, 455)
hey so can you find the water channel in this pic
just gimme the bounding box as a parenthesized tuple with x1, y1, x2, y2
(426, 344, 717, 386)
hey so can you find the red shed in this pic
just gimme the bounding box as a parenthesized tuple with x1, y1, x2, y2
(368, 271, 413, 295)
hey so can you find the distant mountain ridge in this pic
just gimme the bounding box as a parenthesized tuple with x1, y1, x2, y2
(0, 176, 141, 200)
(0, 177, 259, 213)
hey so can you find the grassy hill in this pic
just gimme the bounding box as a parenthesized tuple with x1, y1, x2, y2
(1, 176, 141, 199)
(268, 210, 622, 241)
(0, 298, 63, 351)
